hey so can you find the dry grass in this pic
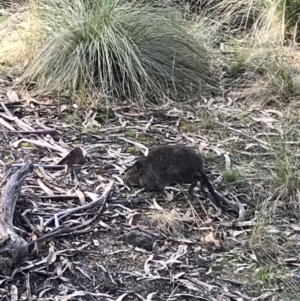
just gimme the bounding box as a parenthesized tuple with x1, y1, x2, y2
(224, 44, 300, 103)
(146, 207, 194, 238)
(206, 0, 300, 45)
(0, 4, 43, 69)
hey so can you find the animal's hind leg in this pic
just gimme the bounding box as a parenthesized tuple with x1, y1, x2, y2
(199, 179, 205, 193)
(188, 180, 198, 196)
(195, 173, 205, 193)
(188, 173, 205, 196)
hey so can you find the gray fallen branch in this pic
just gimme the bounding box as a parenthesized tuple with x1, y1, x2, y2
(0, 129, 58, 136)
(28, 182, 114, 247)
(0, 161, 34, 268)
(12, 163, 83, 169)
(28, 221, 94, 248)
(43, 180, 114, 227)
(20, 194, 144, 206)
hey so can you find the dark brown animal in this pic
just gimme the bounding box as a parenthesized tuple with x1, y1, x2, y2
(124, 144, 236, 216)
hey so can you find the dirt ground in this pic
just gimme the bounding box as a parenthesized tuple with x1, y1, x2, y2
(0, 75, 300, 301)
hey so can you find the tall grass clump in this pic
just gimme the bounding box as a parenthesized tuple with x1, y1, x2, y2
(225, 45, 300, 101)
(270, 137, 300, 199)
(206, 0, 300, 45)
(18, 0, 215, 103)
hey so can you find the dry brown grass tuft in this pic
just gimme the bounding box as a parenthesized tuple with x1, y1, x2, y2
(146, 207, 194, 238)
(225, 44, 300, 103)
(0, 2, 43, 70)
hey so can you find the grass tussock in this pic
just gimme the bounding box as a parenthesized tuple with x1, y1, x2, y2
(0, 0, 216, 103)
(0, 5, 42, 68)
(206, 0, 300, 45)
(226, 45, 300, 102)
(243, 133, 300, 292)
(270, 137, 300, 199)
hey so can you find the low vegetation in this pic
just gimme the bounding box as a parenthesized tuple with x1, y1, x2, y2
(206, 0, 300, 44)
(1, 0, 300, 300)
(0, 0, 217, 103)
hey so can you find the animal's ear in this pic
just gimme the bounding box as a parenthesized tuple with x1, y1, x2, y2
(129, 160, 142, 170)
(124, 160, 142, 173)
(134, 160, 143, 168)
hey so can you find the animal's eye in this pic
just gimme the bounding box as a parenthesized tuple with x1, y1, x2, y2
(134, 161, 142, 168)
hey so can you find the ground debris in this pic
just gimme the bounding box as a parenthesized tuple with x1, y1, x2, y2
(0, 86, 298, 300)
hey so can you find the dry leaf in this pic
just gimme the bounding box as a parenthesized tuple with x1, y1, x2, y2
(60, 104, 68, 112)
(224, 153, 231, 170)
(6, 90, 19, 102)
(30, 233, 38, 241)
(251, 117, 277, 128)
(76, 189, 86, 205)
(93, 240, 100, 246)
(37, 179, 54, 195)
(39, 97, 53, 105)
(199, 142, 209, 154)
(204, 232, 221, 248)
(152, 199, 164, 211)
(99, 220, 113, 229)
(10, 285, 18, 301)
(202, 218, 213, 226)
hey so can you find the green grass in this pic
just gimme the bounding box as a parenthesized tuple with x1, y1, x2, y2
(16, 0, 216, 104)
(222, 168, 240, 183)
(270, 137, 300, 198)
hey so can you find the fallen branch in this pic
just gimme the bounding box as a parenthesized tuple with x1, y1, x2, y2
(0, 161, 34, 268)
(20, 194, 145, 206)
(44, 180, 114, 227)
(26, 185, 113, 250)
(12, 164, 83, 169)
(0, 129, 59, 136)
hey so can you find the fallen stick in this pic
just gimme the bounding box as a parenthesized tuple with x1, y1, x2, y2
(0, 161, 34, 268)
(0, 129, 59, 136)
(12, 163, 84, 169)
(44, 180, 114, 227)
(28, 197, 109, 247)
(20, 194, 145, 206)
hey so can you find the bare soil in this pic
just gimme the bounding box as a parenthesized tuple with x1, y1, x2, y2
(0, 77, 300, 301)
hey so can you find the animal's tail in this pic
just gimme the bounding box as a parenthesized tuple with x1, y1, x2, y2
(198, 170, 238, 217)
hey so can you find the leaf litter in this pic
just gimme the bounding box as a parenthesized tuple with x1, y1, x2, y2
(0, 81, 300, 300)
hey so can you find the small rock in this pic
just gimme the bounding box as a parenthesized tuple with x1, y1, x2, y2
(93, 239, 100, 247)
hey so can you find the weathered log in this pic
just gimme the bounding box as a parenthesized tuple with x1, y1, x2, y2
(0, 161, 33, 269)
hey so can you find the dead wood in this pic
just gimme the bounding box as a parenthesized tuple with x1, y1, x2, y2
(0, 129, 59, 136)
(43, 180, 114, 227)
(28, 181, 114, 249)
(20, 194, 145, 206)
(12, 163, 84, 169)
(0, 161, 34, 268)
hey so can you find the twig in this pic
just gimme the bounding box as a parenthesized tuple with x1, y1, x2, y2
(29, 186, 113, 247)
(0, 129, 59, 136)
(21, 194, 144, 206)
(12, 164, 83, 169)
(214, 121, 271, 150)
(43, 180, 114, 227)
(12, 138, 69, 155)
